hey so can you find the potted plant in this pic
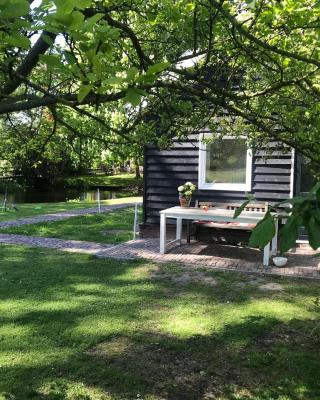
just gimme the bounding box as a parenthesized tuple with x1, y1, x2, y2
(177, 182, 196, 207)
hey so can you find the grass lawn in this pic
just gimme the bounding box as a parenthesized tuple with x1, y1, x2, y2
(0, 197, 142, 223)
(62, 173, 143, 190)
(1, 207, 142, 244)
(0, 244, 319, 399)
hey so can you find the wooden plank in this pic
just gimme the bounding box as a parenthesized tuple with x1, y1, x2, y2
(147, 149, 198, 156)
(254, 175, 290, 183)
(146, 187, 178, 195)
(254, 158, 292, 165)
(147, 172, 198, 180)
(253, 166, 291, 174)
(148, 164, 198, 172)
(253, 183, 290, 191)
(147, 178, 198, 187)
(146, 195, 180, 202)
(147, 157, 198, 164)
(254, 192, 289, 200)
(255, 150, 291, 157)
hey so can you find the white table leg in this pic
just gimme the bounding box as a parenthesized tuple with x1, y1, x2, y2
(263, 242, 270, 267)
(176, 218, 182, 244)
(271, 218, 278, 256)
(160, 213, 166, 254)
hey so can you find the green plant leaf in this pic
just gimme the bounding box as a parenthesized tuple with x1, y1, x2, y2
(306, 215, 320, 250)
(6, 34, 30, 49)
(233, 200, 250, 219)
(77, 84, 93, 102)
(0, 0, 29, 18)
(84, 13, 104, 31)
(125, 88, 143, 106)
(279, 215, 300, 253)
(76, 0, 92, 10)
(40, 54, 64, 69)
(249, 212, 275, 248)
(70, 10, 85, 27)
(146, 61, 170, 75)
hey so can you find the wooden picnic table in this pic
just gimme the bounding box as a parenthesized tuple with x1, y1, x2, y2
(159, 206, 278, 267)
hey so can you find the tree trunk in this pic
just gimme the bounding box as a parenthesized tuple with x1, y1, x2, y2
(135, 163, 140, 178)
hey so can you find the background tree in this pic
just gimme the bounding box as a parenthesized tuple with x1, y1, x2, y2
(0, 0, 319, 249)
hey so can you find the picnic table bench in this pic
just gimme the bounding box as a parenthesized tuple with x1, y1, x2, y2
(159, 205, 278, 267)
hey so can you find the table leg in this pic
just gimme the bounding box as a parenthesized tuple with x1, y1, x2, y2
(263, 242, 270, 267)
(186, 220, 190, 244)
(271, 218, 278, 256)
(160, 213, 166, 254)
(176, 218, 182, 244)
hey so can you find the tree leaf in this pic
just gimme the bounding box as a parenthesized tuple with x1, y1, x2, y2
(279, 215, 300, 253)
(70, 10, 85, 27)
(306, 215, 320, 250)
(76, 0, 92, 9)
(77, 84, 93, 102)
(0, 0, 29, 18)
(39, 54, 64, 69)
(233, 194, 255, 218)
(7, 34, 30, 49)
(233, 200, 250, 219)
(249, 211, 275, 248)
(146, 61, 170, 75)
(84, 13, 104, 31)
(125, 88, 142, 106)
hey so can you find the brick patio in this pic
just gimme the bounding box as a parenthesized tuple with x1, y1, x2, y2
(95, 238, 320, 279)
(0, 232, 318, 279)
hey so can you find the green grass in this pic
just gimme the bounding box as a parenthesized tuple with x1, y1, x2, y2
(1, 207, 142, 244)
(0, 245, 319, 399)
(62, 173, 143, 190)
(0, 196, 142, 223)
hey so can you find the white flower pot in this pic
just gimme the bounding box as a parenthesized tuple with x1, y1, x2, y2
(272, 256, 288, 267)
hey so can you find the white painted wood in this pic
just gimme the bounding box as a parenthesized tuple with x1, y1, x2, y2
(160, 213, 166, 254)
(133, 203, 139, 240)
(271, 218, 278, 256)
(263, 242, 271, 267)
(198, 134, 253, 191)
(160, 206, 266, 224)
(160, 206, 278, 266)
(289, 148, 295, 198)
(176, 218, 182, 243)
(97, 188, 101, 213)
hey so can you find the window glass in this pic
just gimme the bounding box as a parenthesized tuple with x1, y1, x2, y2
(205, 138, 247, 184)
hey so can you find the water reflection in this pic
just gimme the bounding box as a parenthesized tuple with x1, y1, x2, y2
(0, 188, 134, 204)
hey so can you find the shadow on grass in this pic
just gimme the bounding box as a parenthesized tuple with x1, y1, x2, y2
(0, 245, 319, 400)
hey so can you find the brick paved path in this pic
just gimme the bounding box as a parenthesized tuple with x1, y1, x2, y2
(0, 233, 113, 254)
(0, 232, 318, 279)
(0, 201, 141, 228)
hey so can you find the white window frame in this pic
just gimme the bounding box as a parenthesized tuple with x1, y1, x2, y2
(198, 134, 253, 191)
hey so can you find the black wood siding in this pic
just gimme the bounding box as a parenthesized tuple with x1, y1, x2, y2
(143, 137, 294, 224)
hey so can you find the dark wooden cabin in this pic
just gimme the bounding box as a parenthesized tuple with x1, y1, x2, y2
(141, 131, 312, 242)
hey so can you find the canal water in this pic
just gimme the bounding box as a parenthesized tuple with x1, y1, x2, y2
(0, 187, 136, 204)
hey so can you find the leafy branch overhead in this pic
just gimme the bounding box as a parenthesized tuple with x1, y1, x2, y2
(0, 0, 319, 167)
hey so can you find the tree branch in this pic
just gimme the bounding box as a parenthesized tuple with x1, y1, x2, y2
(0, 31, 56, 96)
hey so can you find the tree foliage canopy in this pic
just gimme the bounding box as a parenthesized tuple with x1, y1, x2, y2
(0, 0, 319, 166)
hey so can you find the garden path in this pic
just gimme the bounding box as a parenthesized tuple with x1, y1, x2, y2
(0, 233, 318, 279)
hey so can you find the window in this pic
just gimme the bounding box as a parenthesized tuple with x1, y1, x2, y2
(198, 135, 252, 191)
